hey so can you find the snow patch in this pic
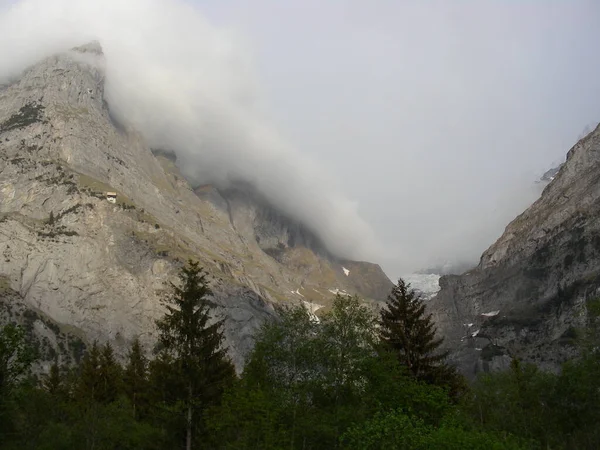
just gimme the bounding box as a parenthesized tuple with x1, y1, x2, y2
(481, 310, 500, 317)
(342, 267, 350, 276)
(471, 329, 480, 337)
(329, 288, 351, 297)
(302, 300, 324, 323)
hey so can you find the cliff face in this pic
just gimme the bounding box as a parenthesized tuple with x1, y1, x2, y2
(429, 124, 600, 377)
(0, 43, 392, 370)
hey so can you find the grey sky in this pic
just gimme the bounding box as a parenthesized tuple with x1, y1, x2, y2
(1, 1, 599, 277)
(198, 0, 600, 274)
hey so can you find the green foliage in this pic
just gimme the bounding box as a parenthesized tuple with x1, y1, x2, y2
(97, 342, 122, 403)
(0, 324, 35, 394)
(341, 409, 427, 449)
(0, 324, 36, 443)
(341, 409, 530, 449)
(77, 341, 101, 402)
(0, 102, 45, 134)
(3, 267, 600, 449)
(460, 355, 600, 449)
(42, 360, 63, 396)
(124, 338, 149, 420)
(155, 260, 235, 448)
(461, 359, 554, 444)
(380, 279, 447, 375)
(380, 279, 466, 398)
(587, 297, 600, 318)
(75, 341, 121, 403)
(209, 295, 453, 449)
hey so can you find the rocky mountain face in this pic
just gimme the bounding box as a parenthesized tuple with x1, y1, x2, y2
(538, 165, 563, 183)
(0, 42, 392, 371)
(429, 123, 600, 377)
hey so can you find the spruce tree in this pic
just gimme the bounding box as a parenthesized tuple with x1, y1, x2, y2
(78, 341, 101, 401)
(97, 342, 121, 403)
(379, 279, 449, 383)
(43, 359, 63, 396)
(124, 338, 149, 419)
(155, 260, 235, 450)
(0, 324, 34, 442)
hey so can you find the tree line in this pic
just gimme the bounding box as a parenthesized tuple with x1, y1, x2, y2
(1, 261, 600, 449)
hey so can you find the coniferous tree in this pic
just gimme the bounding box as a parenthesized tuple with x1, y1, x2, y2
(155, 260, 235, 450)
(124, 338, 149, 419)
(97, 342, 122, 403)
(0, 324, 35, 442)
(78, 340, 101, 402)
(380, 279, 457, 388)
(43, 359, 63, 396)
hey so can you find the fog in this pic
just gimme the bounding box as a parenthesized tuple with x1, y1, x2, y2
(1, 0, 600, 276)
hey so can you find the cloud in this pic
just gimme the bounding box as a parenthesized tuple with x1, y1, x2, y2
(2, 1, 599, 276)
(204, 0, 600, 275)
(0, 0, 381, 261)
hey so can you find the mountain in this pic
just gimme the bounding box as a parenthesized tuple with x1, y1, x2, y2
(0, 42, 392, 370)
(428, 123, 600, 377)
(537, 165, 563, 183)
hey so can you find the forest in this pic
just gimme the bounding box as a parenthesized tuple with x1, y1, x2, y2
(1, 261, 599, 449)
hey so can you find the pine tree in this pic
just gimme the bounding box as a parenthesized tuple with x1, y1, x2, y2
(97, 342, 121, 403)
(43, 359, 63, 396)
(124, 338, 149, 419)
(78, 341, 101, 402)
(0, 324, 34, 442)
(155, 260, 235, 450)
(379, 279, 449, 383)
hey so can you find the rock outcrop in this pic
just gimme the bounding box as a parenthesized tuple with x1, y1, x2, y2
(429, 124, 600, 377)
(0, 44, 392, 369)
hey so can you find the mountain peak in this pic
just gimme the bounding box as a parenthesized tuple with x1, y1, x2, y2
(0, 46, 392, 370)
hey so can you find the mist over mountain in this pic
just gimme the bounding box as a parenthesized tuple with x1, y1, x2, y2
(0, 0, 380, 262)
(2, 0, 600, 277)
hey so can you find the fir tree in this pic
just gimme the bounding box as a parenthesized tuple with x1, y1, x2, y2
(379, 279, 449, 383)
(97, 342, 122, 403)
(0, 324, 34, 442)
(43, 359, 63, 396)
(124, 338, 149, 419)
(156, 260, 235, 450)
(78, 341, 101, 402)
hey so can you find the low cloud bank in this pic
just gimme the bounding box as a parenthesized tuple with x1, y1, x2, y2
(0, 0, 381, 260)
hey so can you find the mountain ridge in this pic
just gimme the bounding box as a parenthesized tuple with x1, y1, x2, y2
(428, 123, 600, 376)
(0, 43, 392, 370)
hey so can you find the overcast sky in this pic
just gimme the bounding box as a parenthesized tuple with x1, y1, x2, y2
(198, 0, 600, 274)
(1, 1, 599, 277)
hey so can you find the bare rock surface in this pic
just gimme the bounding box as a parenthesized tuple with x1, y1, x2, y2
(429, 124, 600, 377)
(0, 44, 391, 369)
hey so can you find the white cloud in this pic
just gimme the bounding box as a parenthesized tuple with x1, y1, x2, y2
(2, 0, 599, 275)
(0, 0, 381, 261)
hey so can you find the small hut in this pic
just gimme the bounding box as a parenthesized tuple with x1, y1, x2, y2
(106, 192, 117, 204)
